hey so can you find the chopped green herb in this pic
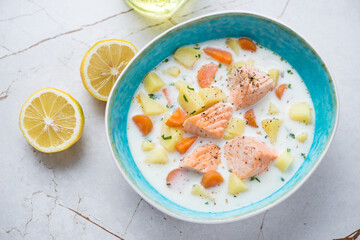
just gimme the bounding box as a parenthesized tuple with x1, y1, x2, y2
(205, 202, 209, 204)
(280, 57, 284, 61)
(148, 93, 156, 99)
(246, 120, 249, 125)
(281, 177, 285, 182)
(289, 133, 295, 139)
(287, 70, 293, 75)
(287, 148, 291, 152)
(187, 85, 194, 91)
(161, 135, 172, 140)
(250, 176, 260, 183)
(288, 84, 292, 89)
(169, 83, 175, 86)
(249, 76, 254, 82)
(183, 94, 188, 102)
(164, 58, 169, 62)
(166, 183, 171, 186)
(160, 117, 163, 121)
(193, 47, 200, 50)
(301, 153, 306, 159)
(229, 169, 232, 173)
(195, 54, 201, 58)
(233, 195, 237, 198)
(202, 106, 205, 108)
(218, 63, 222, 68)
(166, 104, 174, 108)
(190, 110, 196, 115)
(259, 45, 263, 49)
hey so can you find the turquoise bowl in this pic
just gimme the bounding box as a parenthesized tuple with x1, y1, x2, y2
(105, 12, 338, 223)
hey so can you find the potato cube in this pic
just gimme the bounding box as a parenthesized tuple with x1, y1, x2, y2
(166, 66, 181, 77)
(225, 38, 239, 55)
(174, 46, 201, 68)
(268, 102, 279, 115)
(275, 151, 294, 173)
(198, 87, 226, 109)
(228, 173, 248, 195)
(289, 102, 313, 124)
(261, 118, 283, 144)
(227, 61, 247, 71)
(141, 140, 155, 151)
(144, 72, 165, 93)
(224, 117, 246, 140)
(178, 89, 204, 115)
(227, 58, 254, 71)
(191, 184, 214, 202)
(175, 80, 204, 115)
(268, 69, 280, 85)
(144, 147, 169, 164)
(139, 92, 167, 116)
(296, 132, 308, 143)
(160, 114, 183, 152)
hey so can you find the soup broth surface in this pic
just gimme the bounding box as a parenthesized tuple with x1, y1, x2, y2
(127, 38, 315, 212)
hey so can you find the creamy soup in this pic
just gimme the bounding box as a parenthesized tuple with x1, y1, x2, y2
(127, 38, 315, 212)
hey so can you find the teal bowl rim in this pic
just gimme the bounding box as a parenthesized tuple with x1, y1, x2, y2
(105, 11, 339, 224)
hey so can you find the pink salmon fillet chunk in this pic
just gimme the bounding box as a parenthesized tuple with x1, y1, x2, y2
(228, 65, 275, 110)
(180, 143, 221, 173)
(224, 136, 278, 179)
(182, 102, 233, 139)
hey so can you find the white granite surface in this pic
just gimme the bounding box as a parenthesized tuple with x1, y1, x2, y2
(0, 0, 359, 239)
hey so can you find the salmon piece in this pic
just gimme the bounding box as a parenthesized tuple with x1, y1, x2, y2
(224, 136, 277, 179)
(183, 103, 233, 139)
(180, 144, 221, 173)
(228, 65, 275, 110)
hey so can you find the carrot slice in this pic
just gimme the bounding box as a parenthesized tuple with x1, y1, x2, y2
(166, 168, 182, 183)
(238, 38, 257, 52)
(197, 63, 218, 88)
(203, 47, 232, 64)
(275, 84, 287, 100)
(162, 88, 172, 106)
(132, 115, 153, 136)
(244, 109, 258, 128)
(166, 108, 187, 127)
(201, 170, 224, 189)
(175, 136, 198, 154)
(136, 94, 141, 103)
(166, 168, 188, 188)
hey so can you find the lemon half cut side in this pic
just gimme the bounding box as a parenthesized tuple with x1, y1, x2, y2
(19, 87, 85, 153)
(80, 39, 137, 101)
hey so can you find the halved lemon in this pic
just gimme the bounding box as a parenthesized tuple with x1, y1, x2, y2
(19, 87, 85, 153)
(80, 39, 137, 101)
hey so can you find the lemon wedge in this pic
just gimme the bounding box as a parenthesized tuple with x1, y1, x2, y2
(80, 39, 137, 101)
(19, 87, 84, 153)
